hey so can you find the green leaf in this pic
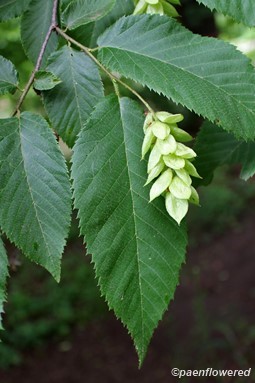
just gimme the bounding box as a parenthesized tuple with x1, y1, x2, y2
(0, 237, 8, 330)
(21, 0, 58, 67)
(70, 0, 134, 48)
(61, 0, 71, 7)
(0, 55, 18, 95)
(0, 0, 31, 21)
(34, 71, 62, 91)
(43, 46, 104, 148)
(194, 121, 255, 183)
(0, 113, 72, 281)
(196, 0, 255, 27)
(98, 15, 255, 140)
(61, 0, 116, 30)
(72, 95, 187, 364)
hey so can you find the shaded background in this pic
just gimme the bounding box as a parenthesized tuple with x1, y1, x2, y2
(1, 1, 255, 382)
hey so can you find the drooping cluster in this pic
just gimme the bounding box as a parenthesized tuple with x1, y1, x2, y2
(142, 111, 201, 225)
(133, 0, 180, 17)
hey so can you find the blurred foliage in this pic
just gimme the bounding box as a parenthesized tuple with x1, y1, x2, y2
(1, 167, 255, 369)
(166, 290, 255, 381)
(188, 167, 255, 245)
(0, 220, 107, 369)
(0, 19, 44, 118)
(215, 14, 255, 62)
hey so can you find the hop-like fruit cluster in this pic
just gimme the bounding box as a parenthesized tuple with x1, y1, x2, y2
(133, 0, 180, 17)
(142, 111, 201, 225)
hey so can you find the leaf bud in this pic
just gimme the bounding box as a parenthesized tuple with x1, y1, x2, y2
(163, 154, 185, 169)
(143, 112, 154, 133)
(156, 134, 177, 155)
(133, 0, 179, 17)
(151, 121, 170, 139)
(161, 1, 179, 17)
(145, 0, 159, 3)
(147, 144, 162, 172)
(150, 169, 173, 202)
(156, 111, 184, 124)
(189, 186, 200, 206)
(133, 0, 147, 14)
(175, 143, 197, 159)
(165, 193, 188, 225)
(175, 168, 192, 186)
(147, 3, 164, 14)
(145, 160, 165, 185)
(142, 126, 155, 159)
(169, 176, 192, 200)
(170, 126, 193, 142)
(185, 160, 202, 178)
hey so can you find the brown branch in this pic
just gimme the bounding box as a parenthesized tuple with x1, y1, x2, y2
(55, 26, 157, 118)
(12, 0, 59, 116)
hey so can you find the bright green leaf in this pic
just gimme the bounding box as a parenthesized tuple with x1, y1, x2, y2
(0, 0, 31, 21)
(61, 0, 116, 30)
(34, 71, 62, 91)
(194, 121, 255, 183)
(196, 0, 255, 27)
(21, 0, 58, 67)
(72, 95, 187, 364)
(0, 55, 18, 95)
(43, 45, 104, 147)
(0, 113, 72, 281)
(98, 15, 255, 140)
(0, 238, 8, 330)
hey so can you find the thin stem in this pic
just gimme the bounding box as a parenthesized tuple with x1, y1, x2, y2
(12, 0, 59, 116)
(112, 78, 120, 98)
(87, 46, 99, 53)
(55, 27, 156, 117)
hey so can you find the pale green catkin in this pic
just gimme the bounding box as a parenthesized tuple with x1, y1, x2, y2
(142, 111, 201, 225)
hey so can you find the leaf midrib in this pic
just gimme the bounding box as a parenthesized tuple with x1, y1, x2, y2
(18, 118, 54, 270)
(67, 47, 83, 132)
(0, 0, 16, 9)
(0, 79, 17, 86)
(119, 101, 145, 355)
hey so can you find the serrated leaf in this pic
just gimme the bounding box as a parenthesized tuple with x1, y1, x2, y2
(0, 55, 18, 95)
(194, 121, 255, 183)
(21, 0, 58, 67)
(0, 237, 8, 330)
(34, 71, 62, 91)
(0, 0, 31, 21)
(61, 0, 116, 30)
(61, 0, 71, 7)
(43, 45, 104, 148)
(70, 0, 134, 48)
(196, 0, 255, 27)
(98, 15, 255, 140)
(72, 95, 187, 364)
(0, 113, 72, 281)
